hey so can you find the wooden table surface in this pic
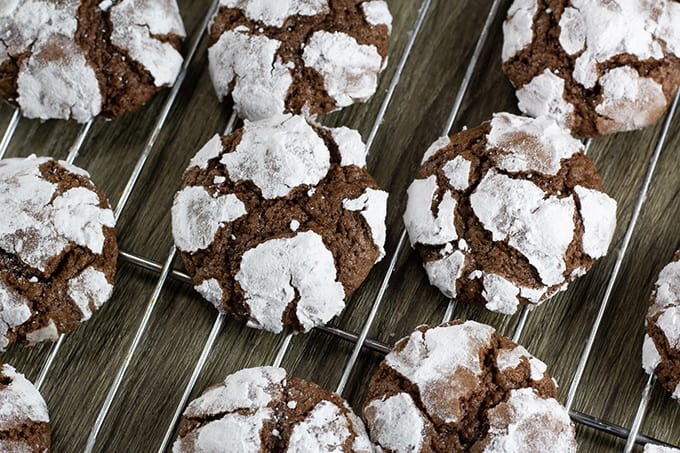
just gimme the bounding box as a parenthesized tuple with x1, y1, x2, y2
(1, 1, 679, 451)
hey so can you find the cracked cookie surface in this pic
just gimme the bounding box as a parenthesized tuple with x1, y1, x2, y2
(208, 0, 391, 121)
(0, 363, 50, 452)
(643, 251, 680, 402)
(173, 366, 372, 453)
(0, 155, 117, 350)
(363, 321, 577, 452)
(502, 0, 680, 137)
(0, 0, 186, 122)
(403, 113, 617, 315)
(171, 114, 387, 333)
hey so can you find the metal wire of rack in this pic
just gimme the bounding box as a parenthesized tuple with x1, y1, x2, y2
(0, 0, 678, 452)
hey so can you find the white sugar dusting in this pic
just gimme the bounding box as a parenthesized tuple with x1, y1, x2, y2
(502, 0, 538, 61)
(25, 319, 58, 345)
(470, 171, 575, 287)
(644, 445, 680, 453)
(67, 267, 113, 321)
(330, 126, 368, 168)
(287, 401, 351, 452)
(361, 0, 393, 32)
(424, 250, 466, 299)
(642, 333, 661, 374)
(0, 364, 49, 431)
(343, 188, 389, 261)
(595, 66, 667, 134)
(496, 345, 548, 381)
(188, 135, 223, 170)
(574, 186, 617, 259)
(0, 280, 31, 351)
(558, 7, 586, 55)
(171, 186, 246, 253)
(303, 31, 383, 108)
(209, 29, 293, 120)
(364, 393, 427, 453)
(421, 136, 451, 164)
(109, 0, 186, 87)
(482, 273, 521, 315)
(481, 388, 576, 453)
(236, 232, 345, 333)
(386, 321, 495, 424)
(404, 176, 458, 246)
(191, 409, 272, 453)
(516, 70, 575, 131)
(195, 279, 224, 309)
(443, 155, 472, 190)
(0, 156, 114, 272)
(219, 0, 329, 27)
(221, 115, 330, 199)
(487, 113, 582, 176)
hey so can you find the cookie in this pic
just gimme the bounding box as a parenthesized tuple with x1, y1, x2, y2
(0, 156, 117, 350)
(363, 321, 577, 452)
(502, 0, 680, 137)
(0, 363, 50, 452)
(208, 0, 391, 121)
(403, 113, 617, 314)
(171, 114, 387, 333)
(173, 366, 373, 452)
(0, 0, 186, 122)
(642, 251, 680, 401)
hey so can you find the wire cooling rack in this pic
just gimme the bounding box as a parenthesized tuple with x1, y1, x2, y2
(0, 0, 679, 451)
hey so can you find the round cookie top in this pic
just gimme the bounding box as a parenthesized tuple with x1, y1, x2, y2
(502, 0, 680, 137)
(173, 366, 373, 453)
(171, 114, 388, 333)
(363, 321, 577, 452)
(0, 363, 50, 452)
(642, 251, 680, 401)
(0, 155, 117, 350)
(0, 0, 186, 122)
(403, 113, 617, 315)
(208, 0, 391, 121)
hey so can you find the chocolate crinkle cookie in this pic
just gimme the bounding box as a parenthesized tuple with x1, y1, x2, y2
(502, 0, 680, 137)
(171, 114, 388, 333)
(403, 113, 617, 315)
(0, 363, 50, 452)
(208, 0, 391, 121)
(363, 321, 577, 453)
(173, 366, 373, 453)
(643, 251, 680, 401)
(0, 156, 117, 351)
(0, 0, 186, 122)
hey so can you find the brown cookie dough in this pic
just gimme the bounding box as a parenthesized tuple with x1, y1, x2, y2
(171, 114, 388, 333)
(403, 113, 617, 314)
(0, 156, 117, 350)
(643, 251, 680, 401)
(0, 0, 186, 122)
(208, 0, 391, 121)
(0, 363, 50, 452)
(363, 321, 577, 453)
(502, 0, 680, 137)
(173, 366, 373, 452)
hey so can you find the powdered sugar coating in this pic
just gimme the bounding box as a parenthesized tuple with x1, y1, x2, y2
(574, 186, 617, 259)
(236, 231, 345, 333)
(496, 345, 548, 382)
(502, 0, 537, 62)
(404, 176, 458, 246)
(482, 273, 522, 315)
(343, 188, 389, 261)
(331, 126, 368, 168)
(516, 70, 575, 130)
(385, 321, 495, 424)
(424, 250, 466, 299)
(219, 0, 329, 27)
(0, 156, 114, 272)
(487, 112, 582, 176)
(471, 171, 576, 287)
(221, 115, 330, 199)
(175, 366, 371, 452)
(442, 156, 471, 191)
(303, 31, 383, 108)
(171, 186, 246, 253)
(361, 0, 393, 31)
(0, 364, 49, 431)
(481, 388, 576, 453)
(194, 279, 223, 308)
(68, 267, 114, 321)
(364, 393, 428, 452)
(209, 29, 293, 121)
(188, 135, 223, 170)
(644, 446, 680, 453)
(642, 333, 661, 374)
(421, 136, 451, 164)
(0, 281, 31, 351)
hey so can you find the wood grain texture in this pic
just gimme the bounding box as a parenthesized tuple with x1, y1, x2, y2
(0, 0, 679, 452)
